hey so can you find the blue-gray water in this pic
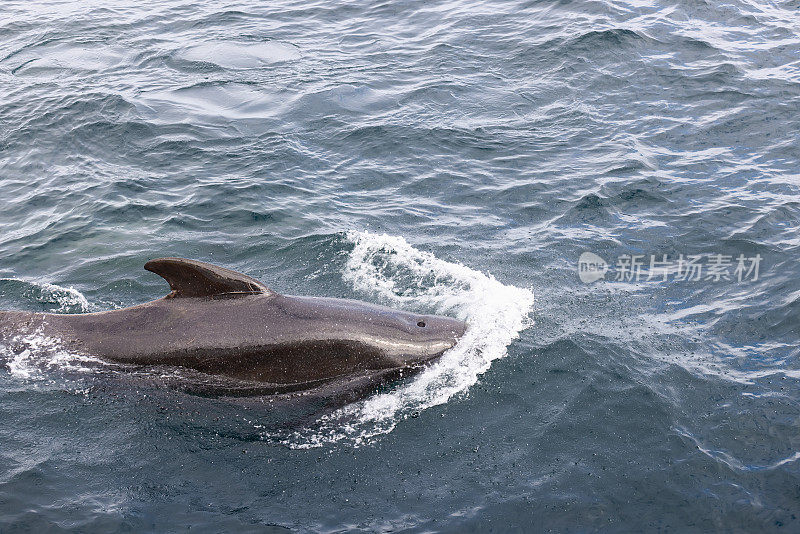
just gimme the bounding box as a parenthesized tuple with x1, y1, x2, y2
(1, 0, 799, 532)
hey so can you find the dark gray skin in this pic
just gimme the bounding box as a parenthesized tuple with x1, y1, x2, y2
(0, 258, 466, 400)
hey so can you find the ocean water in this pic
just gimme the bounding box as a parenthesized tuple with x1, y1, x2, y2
(1, 0, 799, 531)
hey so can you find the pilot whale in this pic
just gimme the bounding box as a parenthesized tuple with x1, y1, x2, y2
(0, 258, 466, 401)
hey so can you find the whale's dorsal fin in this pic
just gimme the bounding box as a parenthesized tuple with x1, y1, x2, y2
(144, 257, 272, 299)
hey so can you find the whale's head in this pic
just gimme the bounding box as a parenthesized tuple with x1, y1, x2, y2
(258, 298, 467, 407)
(286, 295, 467, 369)
(382, 309, 467, 365)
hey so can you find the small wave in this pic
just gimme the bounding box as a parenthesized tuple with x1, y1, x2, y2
(0, 278, 89, 313)
(676, 426, 800, 473)
(275, 231, 535, 448)
(570, 28, 648, 48)
(3, 42, 127, 74)
(175, 40, 300, 69)
(137, 82, 285, 122)
(0, 279, 101, 380)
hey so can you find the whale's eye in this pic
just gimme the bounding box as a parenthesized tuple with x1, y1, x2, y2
(417, 321, 426, 327)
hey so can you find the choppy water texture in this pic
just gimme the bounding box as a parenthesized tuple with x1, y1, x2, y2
(1, 0, 799, 532)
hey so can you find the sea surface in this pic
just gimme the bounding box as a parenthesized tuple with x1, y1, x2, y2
(1, 0, 799, 532)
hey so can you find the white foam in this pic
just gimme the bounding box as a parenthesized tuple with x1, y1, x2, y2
(0, 277, 90, 313)
(278, 231, 535, 448)
(3, 327, 102, 381)
(35, 281, 90, 313)
(1, 279, 98, 380)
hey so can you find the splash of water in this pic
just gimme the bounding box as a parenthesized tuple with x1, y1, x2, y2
(277, 231, 535, 448)
(3, 327, 102, 381)
(0, 277, 90, 313)
(1, 280, 98, 379)
(34, 281, 90, 313)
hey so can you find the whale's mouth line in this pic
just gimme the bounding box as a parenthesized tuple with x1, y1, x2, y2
(148, 361, 436, 400)
(168, 373, 339, 398)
